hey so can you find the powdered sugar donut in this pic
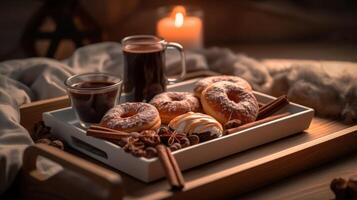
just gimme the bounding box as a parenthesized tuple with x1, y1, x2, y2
(194, 75, 252, 98)
(150, 92, 201, 124)
(201, 81, 259, 124)
(100, 102, 161, 132)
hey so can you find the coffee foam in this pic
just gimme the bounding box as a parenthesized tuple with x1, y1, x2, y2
(123, 43, 164, 53)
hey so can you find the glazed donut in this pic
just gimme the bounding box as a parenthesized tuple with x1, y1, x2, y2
(150, 92, 201, 124)
(201, 81, 259, 124)
(100, 102, 161, 132)
(194, 75, 252, 98)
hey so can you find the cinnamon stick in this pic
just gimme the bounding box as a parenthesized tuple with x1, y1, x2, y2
(89, 125, 124, 133)
(86, 125, 130, 140)
(165, 146, 185, 189)
(257, 95, 289, 119)
(225, 112, 290, 135)
(156, 145, 185, 190)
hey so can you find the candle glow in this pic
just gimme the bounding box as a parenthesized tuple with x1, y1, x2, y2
(157, 5, 203, 50)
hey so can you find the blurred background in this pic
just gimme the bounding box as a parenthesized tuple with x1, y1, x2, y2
(1, 0, 357, 61)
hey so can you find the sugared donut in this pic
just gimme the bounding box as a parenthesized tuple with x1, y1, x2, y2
(149, 92, 201, 124)
(194, 75, 252, 98)
(100, 102, 161, 132)
(201, 81, 259, 124)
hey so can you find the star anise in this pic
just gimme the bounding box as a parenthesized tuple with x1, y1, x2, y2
(158, 127, 190, 150)
(169, 132, 190, 148)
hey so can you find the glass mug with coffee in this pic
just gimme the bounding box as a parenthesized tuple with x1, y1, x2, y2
(64, 73, 122, 128)
(122, 35, 186, 102)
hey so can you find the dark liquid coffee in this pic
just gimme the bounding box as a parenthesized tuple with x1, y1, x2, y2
(123, 44, 166, 102)
(69, 81, 118, 123)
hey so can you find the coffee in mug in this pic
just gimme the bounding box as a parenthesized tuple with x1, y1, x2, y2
(122, 35, 186, 102)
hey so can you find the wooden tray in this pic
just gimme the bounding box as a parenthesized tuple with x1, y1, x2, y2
(42, 79, 313, 182)
(19, 74, 357, 199)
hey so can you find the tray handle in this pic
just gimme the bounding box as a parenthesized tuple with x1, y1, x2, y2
(22, 144, 123, 200)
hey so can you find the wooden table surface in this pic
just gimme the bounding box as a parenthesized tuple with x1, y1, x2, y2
(238, 153, 357, 200)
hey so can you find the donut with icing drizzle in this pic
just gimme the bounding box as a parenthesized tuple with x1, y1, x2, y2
(169, 112, 223, 141)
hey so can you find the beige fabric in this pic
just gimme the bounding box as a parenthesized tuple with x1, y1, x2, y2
(0, 77, 33, 193)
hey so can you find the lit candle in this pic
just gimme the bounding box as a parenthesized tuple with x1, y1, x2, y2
(157, 6, 203, 50)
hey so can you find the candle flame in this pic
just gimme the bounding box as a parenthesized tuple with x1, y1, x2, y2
(175, 12, 184, 27)
(171, 6, 186, 28)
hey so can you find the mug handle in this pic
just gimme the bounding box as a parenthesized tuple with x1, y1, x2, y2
(166, 42, 186, 83)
